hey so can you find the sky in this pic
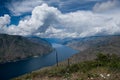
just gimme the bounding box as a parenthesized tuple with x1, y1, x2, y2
(0, 0, 120, 39)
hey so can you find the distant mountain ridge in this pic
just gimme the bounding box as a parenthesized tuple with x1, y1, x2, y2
(66, 35, 120, 62)
(0, 34, 53, 63)
(43, 38, 74, 44)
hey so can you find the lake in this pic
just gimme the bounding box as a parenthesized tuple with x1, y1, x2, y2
(0, 43, 78, 80)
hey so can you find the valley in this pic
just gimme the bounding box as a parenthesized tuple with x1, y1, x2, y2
(11, 35, 120, 80)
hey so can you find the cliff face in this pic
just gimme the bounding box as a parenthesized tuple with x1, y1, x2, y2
(66, 35, 120, 62)
(0, 34, 53, 63)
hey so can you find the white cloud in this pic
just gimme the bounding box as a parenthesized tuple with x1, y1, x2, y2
(7, 0, 43, 16)
(6, 4, 61, 35)
(7, 0, 104, 16)
(0, 14, 10, 33)
(1, 3, 120, 38)
(93, 0, 120, 13)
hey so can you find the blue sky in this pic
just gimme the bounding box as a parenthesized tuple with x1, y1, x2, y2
(0, 0, 104, 24)
(0, 0, 120, 38)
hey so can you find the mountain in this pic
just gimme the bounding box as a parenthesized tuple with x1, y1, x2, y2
(66, 35, 120, 62)
(0, 34, 53, 63)
(43, 38, 72, 44)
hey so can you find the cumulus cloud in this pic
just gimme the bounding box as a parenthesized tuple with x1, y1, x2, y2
(0, 14, 10, 33)
(93, 0, 120, 13)
(1, 3, 120, 38)
(6, 4, 61, 35)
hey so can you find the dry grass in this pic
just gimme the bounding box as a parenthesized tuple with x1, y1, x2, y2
(12, 53, 120, 80)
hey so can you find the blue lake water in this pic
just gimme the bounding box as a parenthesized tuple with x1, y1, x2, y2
(0, 43, 78, 80)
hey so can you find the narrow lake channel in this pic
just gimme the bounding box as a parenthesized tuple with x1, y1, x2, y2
(0, 43, 78, 80)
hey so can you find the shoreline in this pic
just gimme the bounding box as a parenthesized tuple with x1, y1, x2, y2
(0, 51, 53, 64)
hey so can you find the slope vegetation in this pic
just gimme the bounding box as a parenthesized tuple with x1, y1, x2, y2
(0, 34, 53, 63)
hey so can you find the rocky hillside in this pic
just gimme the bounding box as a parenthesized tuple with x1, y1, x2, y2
(66, 35, 120, 62)
(0, 34, 53, 63)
